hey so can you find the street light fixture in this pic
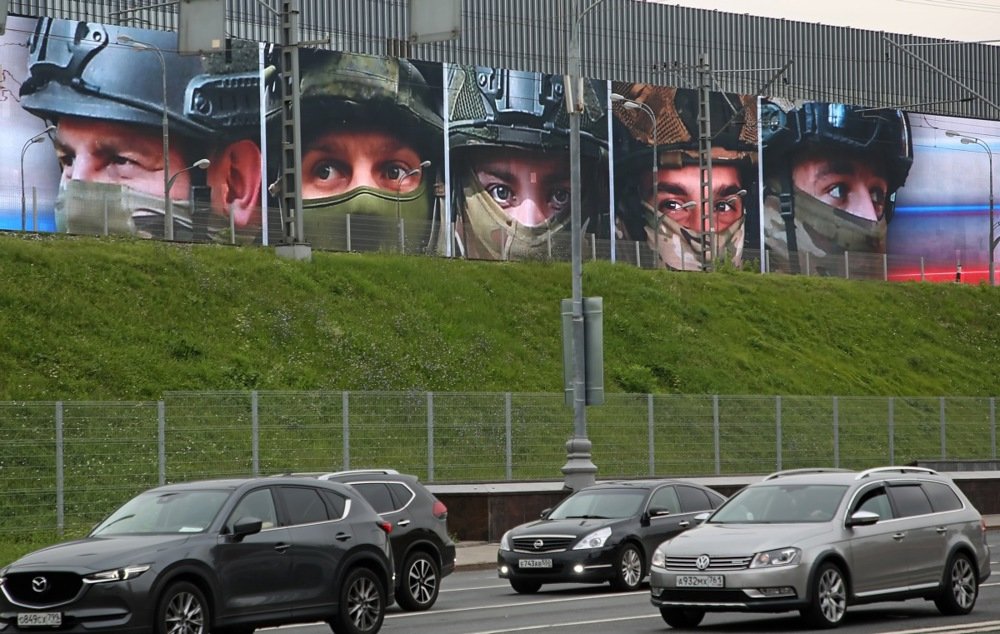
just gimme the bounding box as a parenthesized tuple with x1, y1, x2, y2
(946, 130, 996, 286)
(20, 124, 56, 231)
(166, 158, 211, 239)
(395, 160, 432, 252)
(116, 34, 171, 241)
(611, 93, 659, 267)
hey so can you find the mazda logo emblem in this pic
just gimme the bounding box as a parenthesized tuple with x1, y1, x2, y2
(533, 539, 545, 550)
(31, 577, 48, 593)
(695, 555, 710, 570)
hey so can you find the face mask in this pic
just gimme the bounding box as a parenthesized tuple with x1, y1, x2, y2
(458, 170, 571, 261)
(641, 200, 745, 271)
(763, 186, 887, 264)
(55, 179, 197, 240)
(301, 182, 433, 251)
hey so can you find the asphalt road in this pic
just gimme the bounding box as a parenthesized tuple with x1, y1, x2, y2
(263, 533, 1000, 634)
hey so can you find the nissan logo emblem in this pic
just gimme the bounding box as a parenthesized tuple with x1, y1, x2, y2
(695, 555, 710, 570)
(31, 577, 48, 593)
(533, 539, 545, 550)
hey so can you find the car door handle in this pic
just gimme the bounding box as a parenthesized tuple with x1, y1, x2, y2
(892, 532, 906, 541)
(274, 543, 290, 553)
(678, 521, 691, 528)
(935, 527, 947, 534)
(335, 532, 352, 542)
(397, 520, 411, 527)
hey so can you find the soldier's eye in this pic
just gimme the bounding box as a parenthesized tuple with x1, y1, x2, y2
(550, 188, 570, 207)
(487, 184, 513, 205)
(827, 184, 846, 200)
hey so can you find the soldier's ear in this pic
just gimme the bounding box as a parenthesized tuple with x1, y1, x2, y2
(210, 139, 262, 228)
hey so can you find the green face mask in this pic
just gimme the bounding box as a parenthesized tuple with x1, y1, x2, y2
(640, 200, 745, 271)
(301, 182, 433, 252)
(55, 179, 199, 240)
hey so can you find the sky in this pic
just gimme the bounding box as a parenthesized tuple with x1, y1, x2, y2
(652, 0, 1000, 42)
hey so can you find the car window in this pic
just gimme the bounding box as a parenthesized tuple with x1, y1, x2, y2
(320, 489, 347, 519)
(549, 489, 647, 520)
(855, 486, 893, 520)
(279, 486, 330, 525)
(387, 482, 415, 510)
(888, 483, 934, 517)
(93, 489, 231, 535)
(922, 482, 963, 513)
(229, 488, 278, 530)
(712, 484, 847, 524)
(648, 486, 681, 514)
(676, 485, 713, 513)
(351, 482, 397, 513)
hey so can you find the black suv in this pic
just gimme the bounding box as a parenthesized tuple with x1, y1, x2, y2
(305, 470, 457, 611)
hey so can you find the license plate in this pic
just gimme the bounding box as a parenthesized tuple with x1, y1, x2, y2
(518, 558, 553, 569)
(17, 612, 62, 627)
(676, 575, 724, 588)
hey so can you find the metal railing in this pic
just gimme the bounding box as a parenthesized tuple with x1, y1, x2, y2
(1, 391, 996, 537)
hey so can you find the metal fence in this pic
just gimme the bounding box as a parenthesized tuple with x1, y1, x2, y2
(1, 391, 996, 537)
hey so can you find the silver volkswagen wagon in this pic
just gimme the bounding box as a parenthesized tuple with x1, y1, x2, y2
(648, 467, 990, 629)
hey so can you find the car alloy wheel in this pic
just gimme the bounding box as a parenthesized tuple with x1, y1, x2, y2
(935, 553, 978, 615)
(610, 543, 643, 591)
(157, 581, 207, 634)
(330, 567, 385, 634)
(801, 563, 846, 628)
(397, 551, 440, 611)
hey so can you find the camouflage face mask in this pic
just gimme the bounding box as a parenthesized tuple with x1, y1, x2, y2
(790, 187, 888, 255)
(457, 169, 571, 261)
(641, 200, 745, 271)
(301, 182, 432, 252)
(55, 179, 196, 240)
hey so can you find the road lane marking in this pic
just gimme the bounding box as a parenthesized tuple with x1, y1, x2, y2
(455, 614, 660, 633)
(880, 621, 1000, 634)
(387, 590, 646, 619)
(441, 583, 511, 593)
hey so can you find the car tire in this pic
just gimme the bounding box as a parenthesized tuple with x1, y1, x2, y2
(934, 552, 978, 615)
(156, 581, 208, 634)
(660, 607, 705, 629)
(509, 578, 542, 594)
(396, 551, 440, 611)
(328, 567, 386, 634)
(609, 543, 644, 592)
(799, 562, 847, 629)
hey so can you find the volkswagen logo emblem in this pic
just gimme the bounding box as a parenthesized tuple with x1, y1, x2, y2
(695, 555, 710, 571)
(533, 539, 545, 550)
(31, 577, 48, 593)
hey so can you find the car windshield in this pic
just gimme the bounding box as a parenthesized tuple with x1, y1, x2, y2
(709, 484, 848, 524)
(548, 488, 647, 520)
(91, 489, 231, 535)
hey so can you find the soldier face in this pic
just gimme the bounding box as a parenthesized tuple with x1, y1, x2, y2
(470, 148, 570, 227)
(301, 127, 424, 198)
(639, 164, 745, 233)
(53, 116, 197, 199)
(792, 147, 889, 222)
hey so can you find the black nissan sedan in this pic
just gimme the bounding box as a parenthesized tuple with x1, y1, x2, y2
(497, 480, 725, 594)
(0, 477, 394, 634)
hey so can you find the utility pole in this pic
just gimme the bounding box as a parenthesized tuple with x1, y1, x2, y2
(697, 54, 715, 269)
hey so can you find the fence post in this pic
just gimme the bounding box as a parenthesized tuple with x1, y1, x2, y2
(833, 396, 839, 469)
(920, 257, 925, 282)
(346, 214, 352, 252)
(805, 251, 810, 276)
(635, 241, 641, 268)
(647, 394, 655, 476)
(342, 391, 350, 470)
(845, 251, 850, 280)
(56, 401, 64, 538)
(776, 396, 782, 471)
(888, 397, 895, 464)
(883, 253, 888, 281)
(940, 397, 946, 459)
(590, 233, 596, 261)
(713, 395, 720, 475)
(158, 401, 166, 485)
(991, 397, 997, 460)
(505, 393, 512, 481)
(427, 392, 435, 482)
(251, 391, 260, 476)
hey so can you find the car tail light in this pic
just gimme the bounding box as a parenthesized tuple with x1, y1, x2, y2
(432, 499, 448, 520)
(378, 520, 393, 534)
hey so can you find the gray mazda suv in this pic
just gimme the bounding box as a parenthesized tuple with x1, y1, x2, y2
(649, 467, 990, 629)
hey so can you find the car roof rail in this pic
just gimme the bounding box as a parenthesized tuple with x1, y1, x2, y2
(318, 468, 400, 478)
(763, 468, 854, 481)
(855, 466, 938, 480)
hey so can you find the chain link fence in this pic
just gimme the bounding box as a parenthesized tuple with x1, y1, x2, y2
(1, 391, 996, 538)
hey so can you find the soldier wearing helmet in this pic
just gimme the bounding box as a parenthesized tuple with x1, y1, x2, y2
(447, 66, 609, 261)
(19, 17, 264, 242)
(760, 99, 914, 274)
(266, 48, 444, 252)
(612, 83, 759, 271)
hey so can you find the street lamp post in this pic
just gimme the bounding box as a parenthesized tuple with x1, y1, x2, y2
(396, 160, 432, 252)
(611, 94, 659, 267)
(20, 125, 56, 231)
(117, 34, 171, 240)
(947, 130, 996, 286)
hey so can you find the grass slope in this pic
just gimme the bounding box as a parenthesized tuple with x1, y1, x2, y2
(1, 232, 998, 400)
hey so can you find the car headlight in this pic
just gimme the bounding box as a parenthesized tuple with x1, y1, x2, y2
(499, 530, 512, 551)
(573, 526, 612, 550)
(83, 565, 151, 584)
(651, 546, 667, 568)
(750, 547, 801, 568)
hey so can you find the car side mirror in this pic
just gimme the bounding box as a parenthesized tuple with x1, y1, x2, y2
(540, 508, 552, 519)
(232, 516, 263, 541)
(693, 512, 710, 524)
(846, 510, 880, 527)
